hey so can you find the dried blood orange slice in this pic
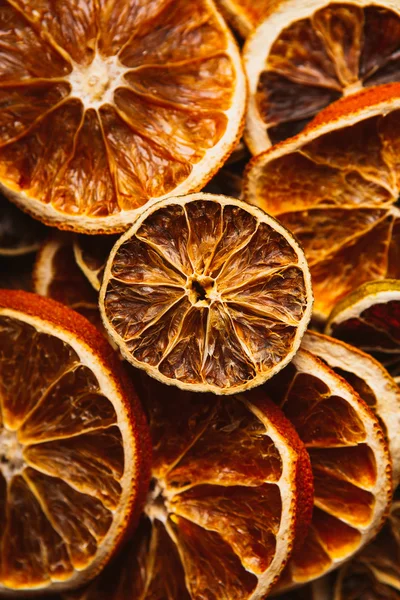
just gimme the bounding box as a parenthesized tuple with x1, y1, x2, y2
(0, 290, 150, 595)
(326, 280, 400, 386)
(216, 0, 271, 37)
(0, 0, 245, 234)
(262, 348, 392, 590)
(73, 236, 118, 292)
(66, 376, 314, 600)
(99, 193, 313, 394)
(1, 197, 46, 256)
(302, 331, 400, 485)
(244, 0, 400, 152)
(244, 83, 400, 320)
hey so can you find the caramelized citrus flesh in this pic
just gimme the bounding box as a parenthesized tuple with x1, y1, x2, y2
(0, 0, 239, 227)
(0, 315, 124, 590)
(217, 0, 271, 34)
(102, 197, 311, 393)
(258, 4, 400, 143)
(250, 112, 400, 317)
(69, 376, 312, 600)
(262, 350, 388, 587)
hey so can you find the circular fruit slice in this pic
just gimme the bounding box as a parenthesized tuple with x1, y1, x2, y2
(244, 0, 400, 152)
(326, 280, 400, 385)
(215, 0, 270, 38)
(0, 290, 151, 595)
(73, 236, 118, 292)
(302, 330, 400, 485)
(1, 197, 46, 256)
(65, 375, 314, 600)
(262, 348, 392, 590)
(0, 0, 245, 234)
(244, 83, 400, 320)
(99, 193, 313, 394)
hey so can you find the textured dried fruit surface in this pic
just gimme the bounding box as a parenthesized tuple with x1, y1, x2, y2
(244, 1, 400, 151)
(261, 348, 392, 590)
(245, 84, 400, 319)
(68, 374, 313, 600)
(0, 0, 245, 233)
(100, 193, 313, 394)
(74, 235, 118, 292)
(0, 290, 150, 595)
(216, 0, 271, 37)
(0, 197, 46, 256)
(326, 280, 400, 385)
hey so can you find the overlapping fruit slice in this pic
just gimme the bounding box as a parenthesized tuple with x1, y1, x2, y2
(326, 280, 400, 385)
(1, 197, 46, 256)
(33, 235, 101, 328)
(67, 375, 314, 600)
(0, 0, 245, 233)
(216, 0, 271, 38)
(100, 193, 313, 394)
(73, 236, 118, 292)
(261, 348, 392, 590)
(302, 331, 400, 485)
(0, 290, 150, 594)
(244, 83, 400, 319)
(244, 0, 400, 151)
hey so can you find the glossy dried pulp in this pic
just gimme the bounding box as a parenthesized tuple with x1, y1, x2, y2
(69, 376, 313, 600)
(0, 0, 244, 231)
(100, 195, 313, 393)
(246, 2, 400, 148)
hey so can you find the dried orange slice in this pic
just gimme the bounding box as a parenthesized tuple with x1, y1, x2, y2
(0, 0, 245, 234)
(66, 375, 314, 600)
(244, 0, 400, 152)
(244, 83, 400, 320)
(326, 280, 400, 386)
(0, 290, 150, 594)
(73, 236, 118, 292)
(262, 348, 392, 590)
(216, 0, 271, 38)
(1, 197, 46, 256)
(99, 193, 313, 394)
(303, 330, 400, 485)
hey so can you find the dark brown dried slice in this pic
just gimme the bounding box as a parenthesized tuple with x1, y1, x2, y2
(0, 196, 46, 256)
(100, 193, 313, 394)
(73, 235, 118, 292)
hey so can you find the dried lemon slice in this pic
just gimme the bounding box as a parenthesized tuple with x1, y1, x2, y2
(244, 0, 400, 152)
(326, 280, 400, 385)
(0, 0, 245, 233)
(0, 290, 150, 595)
(65, 375, 314, 600)
(99, 193, 313, 394)
(244, 84, 400, 320)
(262, 348, 392, 590)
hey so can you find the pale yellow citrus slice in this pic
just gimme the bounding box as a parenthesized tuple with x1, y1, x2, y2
(326, 280, 400, 386)
(99, 192, 313, 394)
(244, 0, 400, 152)
(73, 236, 118, 292)
(0, 0, 246, 233)
(1, 196, 46, 256)
(244, 83, 400, 320)
(302, 330, 400, 485)
(0, 290, 151, 595)
(261, 348, 392, 590)
(64, 375, 314, 600)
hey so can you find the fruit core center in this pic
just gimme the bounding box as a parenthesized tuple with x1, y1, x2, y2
(0, 428, 25, 481)
(67, 53, 128, 109)
(145, 479, 169, 522)
(187, 275, 218, 306)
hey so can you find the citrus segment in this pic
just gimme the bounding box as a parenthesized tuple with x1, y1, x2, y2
(244, 1, 400, 152)
(0, 0, 245, 233)
(244, 83, 400, 319)
(215, 0, 272, 37)
(326, 279, 400, 384)
(261, 348, 392, 590)
(100, 193, 313, 394)
(0, 290, 150, 594)
(1, 197, 46, 256)
(67, 375, 314, 600)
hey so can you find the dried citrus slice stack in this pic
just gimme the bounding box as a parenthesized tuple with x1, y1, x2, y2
(99, 193, 313, 394)
(326, 280, 400, 385)
(262, 348, 392, 590)
(1, 198, 46, 256)
(0, 0, 245, 233)
(302, 331, 400, 485)
(73, 236, 118, 292)
(67, 375, 314, 600)
(244, 83, 400, 320)
(0, 290, 150, 595)
(244, 0, 400, 151)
